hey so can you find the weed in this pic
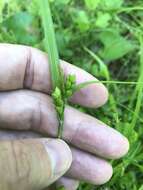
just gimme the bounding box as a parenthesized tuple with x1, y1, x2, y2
(0, 0, 143, 189)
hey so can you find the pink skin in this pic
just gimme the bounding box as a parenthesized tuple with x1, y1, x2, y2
(0, 43, 108, 108)
(0, 90, 129, 160)
(52, 177, 79, 190)
(0, 44, 129, 190)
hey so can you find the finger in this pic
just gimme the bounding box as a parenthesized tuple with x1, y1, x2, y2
(0, 138, 72, 190)
(0, 130, 112, 185)
(51, 177, 79, 190)
(0, 43, 108, 108)
(66, 147, 113, 185)
(0, 129, 42, 140)
(0, 90, 129, 159)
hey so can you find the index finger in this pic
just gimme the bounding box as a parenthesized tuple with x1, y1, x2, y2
(0, 43, 108, 108)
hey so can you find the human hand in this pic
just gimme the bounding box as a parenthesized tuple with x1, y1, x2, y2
(0, 44, 129, 190)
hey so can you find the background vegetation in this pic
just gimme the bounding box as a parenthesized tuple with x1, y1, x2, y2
(0, 0, 143, 189)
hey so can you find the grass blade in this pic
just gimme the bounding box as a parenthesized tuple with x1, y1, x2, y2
(73, 80, 143, 93)
(40, 0, 61, 90)
(83, 46, 110, 80)
(130, 35, 143, 129)
(40, 0, 65, 138)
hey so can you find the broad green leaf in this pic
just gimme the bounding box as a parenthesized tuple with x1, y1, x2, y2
(100, 0, 123, 10)
(99, 30, 135, 61)
(57, 0, 71, 4)
(95, 12, 111, 28)
(28, 0, 40, 15)
(84, 0, 100, 10)
(56, 29, 72, 56)
(3, 12, 33, 30)
(74, 10, 90, 32)
(49, 0, 70, 3)
(3, 11, 38, 45)
(139, 185, 143, 190)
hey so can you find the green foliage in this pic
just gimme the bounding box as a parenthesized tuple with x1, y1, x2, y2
(3, 12, 38, 44)
(99, 30, 136, 61)
(84, 0, 100, 10)
(72, 10, 90, 32)
(100, 0, 123, 10)
(83, 46, 110, 80)
(95, 12, 111, 28)
(57, 186, 65, 190)
(0, 0, 143, 189)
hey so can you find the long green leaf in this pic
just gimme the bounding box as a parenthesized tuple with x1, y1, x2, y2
(40, 0, 61, 90)
(130, 35, 143, 129)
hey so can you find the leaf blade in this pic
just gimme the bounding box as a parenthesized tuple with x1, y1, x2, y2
(40, 0, 61, 90)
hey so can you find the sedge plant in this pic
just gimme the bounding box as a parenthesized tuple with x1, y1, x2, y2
(1, 0, 143, 189)
(39, 0, 143, 139)
(40, 0, 76, 138)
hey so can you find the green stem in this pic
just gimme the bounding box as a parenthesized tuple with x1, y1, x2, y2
(118, 6, 143, 14)
(130, 35, 143, 129)
(58, 119, 64, 138)
(83, 46, 110, 80)
(73, 80, 143, 93)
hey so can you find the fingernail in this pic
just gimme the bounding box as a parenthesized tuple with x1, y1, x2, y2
(42, 139, 72, 179)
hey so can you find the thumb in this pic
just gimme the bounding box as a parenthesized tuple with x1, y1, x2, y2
(0, 138, 72, 190)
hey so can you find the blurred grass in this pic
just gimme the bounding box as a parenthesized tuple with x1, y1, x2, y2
(0, 0, 143, 189)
